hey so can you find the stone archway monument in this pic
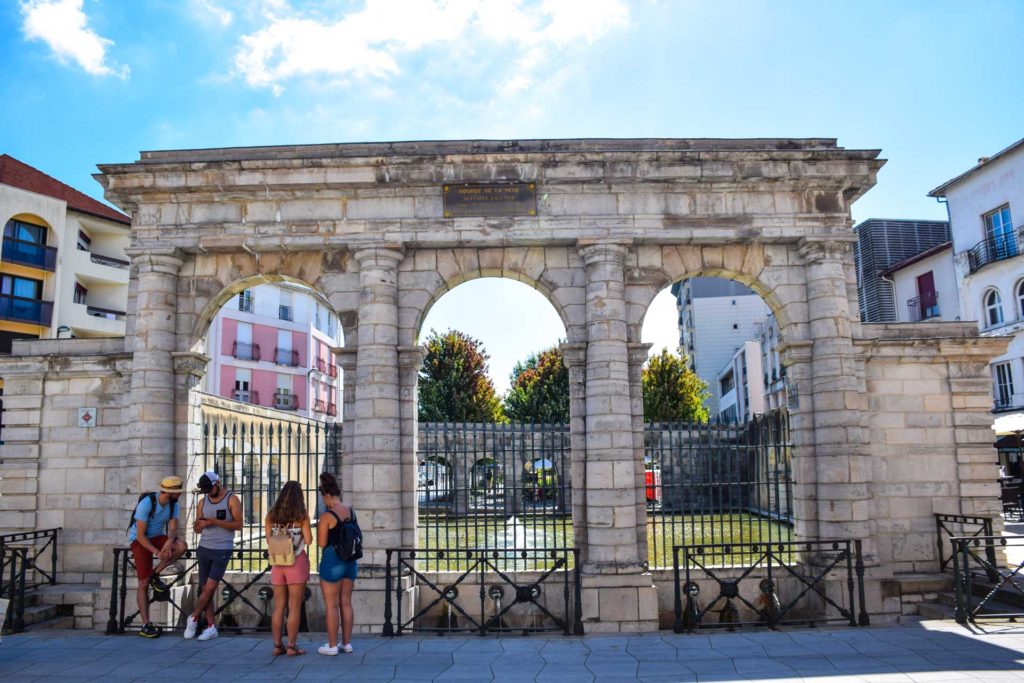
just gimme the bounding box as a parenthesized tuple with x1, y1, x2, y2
(94, 139, 1004, 632)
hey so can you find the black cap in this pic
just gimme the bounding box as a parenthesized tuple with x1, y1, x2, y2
(196, 473, 215, 493)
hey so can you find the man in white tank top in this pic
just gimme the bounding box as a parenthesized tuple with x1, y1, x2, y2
(183, 471, 242, 641)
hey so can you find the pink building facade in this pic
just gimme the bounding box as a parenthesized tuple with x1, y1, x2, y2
(204, 283, 341, 420)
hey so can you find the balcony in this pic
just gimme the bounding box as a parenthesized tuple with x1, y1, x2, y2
(274, 347, 300, 366)
(906, 291, 939, 322)
(315, 358, 327, 373)
(232, 341, 261, 361)
(967, 230, 1022, 274)
(89, 252, 130, 269)
(327, 403, 338, 417)
(86, 305, 126, 321)
(0, 294, 53, 326)
(2, 238, 57, 271)
(313, 399, 327, 413)
(233, 390, 259, 405)
(328, 363, 338, 378)
(273, 392, 298, 410)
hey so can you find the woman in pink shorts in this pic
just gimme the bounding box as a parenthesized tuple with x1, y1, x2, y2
(265, 481, 312, 656)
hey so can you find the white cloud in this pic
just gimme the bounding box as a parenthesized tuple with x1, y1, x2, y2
(20, 0, 129, 78)
(189, 0, 234, 28)
(232, 0, 628, 94)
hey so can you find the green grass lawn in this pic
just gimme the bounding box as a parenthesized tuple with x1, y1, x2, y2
(412, 512, 793, 570)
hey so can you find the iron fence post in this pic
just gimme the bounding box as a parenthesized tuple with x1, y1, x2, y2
(854, 540, 869, 626)
(106, 548, 121, 634)
(672, 545, 683, 633)
(572, 549, 584, 635)
(50, 528, 59, 585)
(118, 547, 129, 633)
(13, 548, 27, 632)
(383, 549, 394, 636)
(952, 539, 967, 625)
(984, 520, 999, 581)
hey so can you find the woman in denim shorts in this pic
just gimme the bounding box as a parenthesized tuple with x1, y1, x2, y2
(316, 472, 357, 655)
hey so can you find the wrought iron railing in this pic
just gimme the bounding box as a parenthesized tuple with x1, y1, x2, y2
(232, 390, 259, 405)
(952, 535, 1024, 624)
(326, 403, 337, 417)
(313, 398, 326, 413)
(673, 539, 868, 632)
(89, 252, 130, 269)
(967, 231, 1022, 274)
(935, 513, 995, 573)
(86, 305, 127, 321)
(0, 293, 53, 326)
(105, 547, 304, 634)
(0, 547, 28, 634)
(416, 422, 571, 572)
(315, 358, 327, 373)
(646, 409, 793, 568)
(274, 347, 300, 366)
(907, 291, 939, 322)
(1, 238, 57, 271)
(328, 364, 338, 378)
(383, 547, 583, 636)
(232, 341, 260, 361)
(273, 391, 298, 410)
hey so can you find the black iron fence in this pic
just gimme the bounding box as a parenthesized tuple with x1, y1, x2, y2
(951, 535, 1024, 625)
(935, 514, 995, 573)
(0, 528, 59, 591)
(106, 546, 301, 634)
(1, 547, 28, 634)
(673, 539, 868, 632)
(200, 416, 339, 565)
(646, 410, 793, 568)
(383, 547, 583, 636)
(417, 422, 571, 572)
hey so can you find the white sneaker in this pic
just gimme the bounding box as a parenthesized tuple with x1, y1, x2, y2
(183, 615, 198, 640)
(197, 626, 218, 641)
(318, 643, 338, 656)
(340, 643, 353, 653)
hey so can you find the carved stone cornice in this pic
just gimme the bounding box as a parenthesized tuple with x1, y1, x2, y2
(559, 342, 587, 370)
(124, 246, 185, 274)
(351, 245, 406, 270)
(398, 345, 428, 371)
(577, 240, 631, 268)
(627, 343, 653, 366)
(796, 237, 855, 265)
(170, 351, 210, 377)
(778, 340, 812, 366)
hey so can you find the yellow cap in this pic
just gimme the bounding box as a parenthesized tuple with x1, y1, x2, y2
(160, 476, 185, 493)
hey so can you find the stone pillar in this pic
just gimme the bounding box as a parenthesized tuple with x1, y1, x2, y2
(337, 347, 357, 495)
(398, 345, 427, 548)
(351, 246, 405, 570)
(125, 248, 184, 491)
(560, 342, 588, 553)
(577, 241, 657, 633)
(171, 351, 209, 533)
(0, 366, 44, 532)
(627, 342, 653, 566)
(797, 238, 872, 548)
(778, 340, 816, 541)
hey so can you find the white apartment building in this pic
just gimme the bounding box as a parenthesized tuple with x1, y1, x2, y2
(204, 282, 343, 421)
(0, 154, 131, 351)
(756, 312, 788, 412)
(878, 242, 960, 323)
(717, 340, 765, 423)
(929, 138, 1024, 424)
(673, 277, 771, 415)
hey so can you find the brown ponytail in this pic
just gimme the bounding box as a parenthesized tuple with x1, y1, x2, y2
(319, 472, 341, 497)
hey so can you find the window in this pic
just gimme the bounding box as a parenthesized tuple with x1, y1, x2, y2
(1017, 280, 1024, 320)
(1, 275, 42, 299)
(238, 289, 254, 313)
(73, 282, 88, 305)
(4, 218, 46, 244)
(985, 205, 1015, 257)
(995, 362, 1014, 409)
(77, 230, 92, 252)
(279, 290, 292, 321)
(985, 289, 1004, 327)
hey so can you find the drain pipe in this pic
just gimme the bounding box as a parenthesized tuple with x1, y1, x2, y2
(880, 274, 900, 322)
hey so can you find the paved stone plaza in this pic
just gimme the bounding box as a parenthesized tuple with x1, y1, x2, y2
(3, 622, 1024, 682)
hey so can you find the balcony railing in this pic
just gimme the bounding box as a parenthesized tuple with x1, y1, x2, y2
(968, 230, 1022, 274)
(315, 358, 327, 373)
(0, 294, 53, 326)
(273, 392, 298, 410)
(327, 403, 337, 417)
(906, 291, 939, 322)
(86, 305, 126, 321)
(313, 399, 327, 413)
(274, 347, 300, 366)
(233, 390, 259, 405)
(2, 238, 57, 271)
(328, 363, 338, 378)
(232, 341, 261, 361)
(89, 252, 130, 269)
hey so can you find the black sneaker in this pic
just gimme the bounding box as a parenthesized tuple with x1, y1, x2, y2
(150, 576, 171, 594)
(139, 622, 161, 638)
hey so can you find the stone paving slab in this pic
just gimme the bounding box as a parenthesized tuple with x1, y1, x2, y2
(4, 621, 1024, 682)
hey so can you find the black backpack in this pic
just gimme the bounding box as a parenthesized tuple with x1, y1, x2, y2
(126, 492, 177, 537)
(330, 509, 363, 561)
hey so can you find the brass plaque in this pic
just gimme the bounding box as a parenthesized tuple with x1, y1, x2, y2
(443, 182, 537, 218)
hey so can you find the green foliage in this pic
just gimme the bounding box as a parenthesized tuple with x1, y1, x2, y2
(418, 328, 504, 423)
(642, 348, 710, 423)
(503, 345, 569, 423)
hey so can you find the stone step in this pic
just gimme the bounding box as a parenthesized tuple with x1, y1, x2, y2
(22, 604, 58, 626)
(33, 583, 99, 607)
(28, 615, 75, 630)
(890, 573, 953, 594)
(916, 601, 955, 620)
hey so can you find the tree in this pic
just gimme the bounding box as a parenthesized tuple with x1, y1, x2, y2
(642, 348, 710, 423)
(503, 345, 569, 423)
(418, 329, 504, 422)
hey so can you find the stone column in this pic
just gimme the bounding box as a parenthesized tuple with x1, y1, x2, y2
(560, 342, 588, 553)
(398, 345, 427, 548)
(577, 241, 657, 633)
(125, 248, 184, 491)
(351, 246, 405, 571)
(337, 347, 357, 493)
(778, 340, 816, 541)
(171, 352, 209, 534)
(627, 342, 653, 565)
(797, 237, 872, 547)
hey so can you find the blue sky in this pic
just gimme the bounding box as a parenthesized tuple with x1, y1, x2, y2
(3, 0, 1022, 392)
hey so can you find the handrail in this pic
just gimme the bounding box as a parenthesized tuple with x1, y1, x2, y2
(907, 291, 939, 322)
(86, 305, 127, 320)
(89, 252, 130, 268)
(1, 238, 57, 271)
(934, 513, 994, 573)
(967, 230, 1023, 274)
(274, 347, 300, 366)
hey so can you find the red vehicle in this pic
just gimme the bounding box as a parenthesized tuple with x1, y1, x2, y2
(645, 467, 662, 504)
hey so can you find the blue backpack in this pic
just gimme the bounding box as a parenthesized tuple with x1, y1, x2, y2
(330, 509, 363, 561)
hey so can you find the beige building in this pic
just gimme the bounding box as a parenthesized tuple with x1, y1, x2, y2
(0, 154, 131, 351)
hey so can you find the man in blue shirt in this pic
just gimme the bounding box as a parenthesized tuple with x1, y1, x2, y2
(128, 476, 188, 638)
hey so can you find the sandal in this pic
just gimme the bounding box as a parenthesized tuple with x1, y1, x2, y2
(272, 643, 287, 657)
(287, 644, 306, 657)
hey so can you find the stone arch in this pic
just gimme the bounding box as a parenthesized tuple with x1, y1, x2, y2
(397, 246, 585, 348)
